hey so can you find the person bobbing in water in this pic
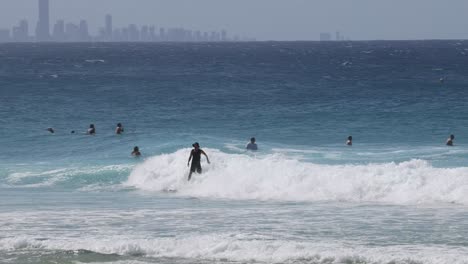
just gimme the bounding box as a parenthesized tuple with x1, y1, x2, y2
(446, 134, 455, 146)
(116, 123, 124, 134)
(187, 142, 210, 181)
(246, 137, 258, 151)
(131, 146, 141, 157)
(87, 124, 96, 135)
(346, 136, 353, 146)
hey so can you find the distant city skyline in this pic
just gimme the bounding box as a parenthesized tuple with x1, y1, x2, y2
(0, 0, 254, 42)
(0, 0, 349, 43)
(1, 0, 468, 41)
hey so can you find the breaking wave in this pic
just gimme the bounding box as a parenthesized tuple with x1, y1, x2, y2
(126, 149, 468, 205)
(1, 235, 467, 264)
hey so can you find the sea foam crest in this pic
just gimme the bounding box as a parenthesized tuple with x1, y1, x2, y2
(126, 149, 468, 204)
(1, 235, 467, 264)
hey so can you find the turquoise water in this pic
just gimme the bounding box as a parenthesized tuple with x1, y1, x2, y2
(1, 41, 468, 263)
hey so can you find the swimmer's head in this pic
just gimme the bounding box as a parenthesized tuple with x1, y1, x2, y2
(117, 123, 122, 128)
(90, 124, 95, 129)
(450, 134, 455, 140)
(133, 146, 139, 152)
(348, 136, 352, 141)
(71, 130, 75, 134)
(250, 137, 256, 143)
(192, 142, 200, 148)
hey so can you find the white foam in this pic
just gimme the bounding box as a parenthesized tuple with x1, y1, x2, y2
(85, 59, 105, 63)
(0, 235, 467, 264)
(126, 149, 468, 205)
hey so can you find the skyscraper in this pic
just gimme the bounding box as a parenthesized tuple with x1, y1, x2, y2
(79, 20, 90, 41)
(128, 24, 139, 41)
(65, 23, 80, 41)
(13, 20, 29, 42)
(221, 30, 227, 41)
(36, 0, 50, 41)
(53, 20, 65, 41)
(105, 14, 112, 40)
(159, 28, 165, 41)
(141, 25, 149, 41)
(149, 26, 156, 41)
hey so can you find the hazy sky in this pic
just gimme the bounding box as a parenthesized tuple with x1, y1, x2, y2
(1, 0, 468, 40)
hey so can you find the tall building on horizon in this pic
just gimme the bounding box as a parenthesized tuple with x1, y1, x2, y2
(79, 20, 90, 41)
(221, 30, 227, 41)
(36, 0, 50, 41)
(335, 31, 341, 41)
(105, 14, 112, 40)
(13, 20, 29, 42)
(53, 20, 65, 41)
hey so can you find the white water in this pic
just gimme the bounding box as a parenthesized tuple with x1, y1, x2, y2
(126, 149, 468, 205)
(3, 149, 468, 263)
(1, 234, 467, 264)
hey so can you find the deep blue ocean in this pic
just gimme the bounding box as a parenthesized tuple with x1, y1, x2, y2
(1, 41, 468, 264)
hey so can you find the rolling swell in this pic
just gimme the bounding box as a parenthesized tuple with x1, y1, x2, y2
(1, 164, 132, 189)
(126, 149, 468, 205)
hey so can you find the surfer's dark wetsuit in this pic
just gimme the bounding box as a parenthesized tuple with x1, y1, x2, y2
(190, 149, 202, 174)
(187, 143, 210, 181)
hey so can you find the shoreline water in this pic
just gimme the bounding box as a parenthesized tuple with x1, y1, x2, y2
(1, 188, 468, 264)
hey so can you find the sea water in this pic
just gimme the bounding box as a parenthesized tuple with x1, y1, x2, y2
(1, 41, 468, 263)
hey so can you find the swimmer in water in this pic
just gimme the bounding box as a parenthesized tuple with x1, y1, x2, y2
(246, 137, 258, 151)
(116, 123, 124, 134)
(87, 124, 96, 135)
(131, 146, 141, 157)
(47, 128, 55, 134)
(446, 134, 455, 146)
(187, 142, 210, 181)
(346, 136, 353, 146)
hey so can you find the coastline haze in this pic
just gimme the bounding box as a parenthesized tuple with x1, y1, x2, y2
(0, 0, 467, 40)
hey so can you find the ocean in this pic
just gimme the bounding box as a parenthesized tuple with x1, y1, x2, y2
(1, 41, 468, 264)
